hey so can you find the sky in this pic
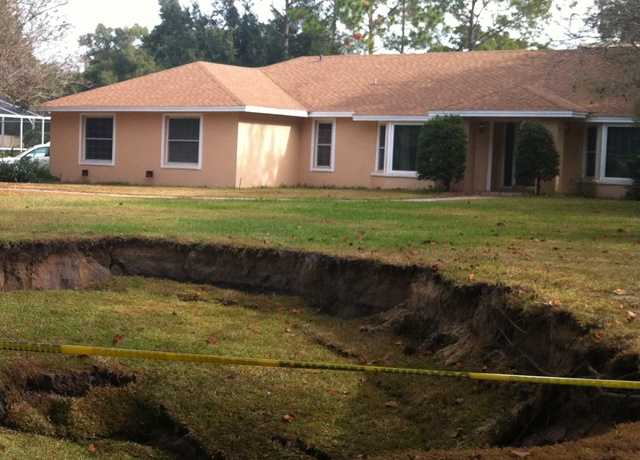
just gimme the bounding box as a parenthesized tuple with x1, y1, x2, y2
(58, 0, 595, 61)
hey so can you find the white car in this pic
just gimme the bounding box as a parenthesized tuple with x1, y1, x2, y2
(0, 143, 50, 168)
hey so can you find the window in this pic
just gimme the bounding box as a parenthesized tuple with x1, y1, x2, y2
(82, 116, 114, 164)
(605, 126, 640, 179)
(312, 120, 334, 170)
(392, 125, 420, 172)
(585, 126, 598, 178)
(163, 116, 202, 168)
(376, 125, 386, 171)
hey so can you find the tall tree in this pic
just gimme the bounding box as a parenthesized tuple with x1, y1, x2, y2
(340, 0, 388, 54)
(0, 0, 76, 107)
(587, 0, 640, 115)
(439, 0, 553, 51)
(235, 2, 268, 66)
(144, 0, 231, 68)
(212, 0, 242, 64)
(267, 0, 335, 61)
(515, 122, 559, 195)
(384, 0, 445, 52)
(211, 0, 268, 66)
(80, 24, 158, 88)
(144, 0, 203, 68)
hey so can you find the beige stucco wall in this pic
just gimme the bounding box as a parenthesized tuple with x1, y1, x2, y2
(579, 183, 629, 199)
(459, 121, 491, 193)
(50, 112, 238, 187)
(560, 122, 586, 194)
(50, 112, 629, 197)
(235, 114, 301, 187)
(299, 118, 430, 190)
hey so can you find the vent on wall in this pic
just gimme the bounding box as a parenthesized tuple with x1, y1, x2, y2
(145, 170, 154, 179)
(81, 169, 89, 177)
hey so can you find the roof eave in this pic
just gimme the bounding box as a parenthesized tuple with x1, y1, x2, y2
(42, 105, 309, 118)
(427, 110, 589, 119)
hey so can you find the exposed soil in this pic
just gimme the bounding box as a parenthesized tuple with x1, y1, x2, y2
(1, 237, 640, 457)
(0, 363, 212, 459)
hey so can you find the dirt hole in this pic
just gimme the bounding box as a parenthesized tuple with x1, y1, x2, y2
(0, 365, 212, 459)
(1, 238, 640, 457)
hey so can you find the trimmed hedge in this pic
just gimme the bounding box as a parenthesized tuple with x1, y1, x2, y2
(0, 158, 57, 183)
(416, 116, 467, 191)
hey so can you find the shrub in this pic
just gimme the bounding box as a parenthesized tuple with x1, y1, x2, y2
(416, 116, 467, 191)
(628, 153, 640, 200)
(515, 122, 560, 195)
(0, 158, 57, 183)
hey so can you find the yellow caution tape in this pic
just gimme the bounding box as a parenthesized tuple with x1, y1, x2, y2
(0, 340, 638, 390)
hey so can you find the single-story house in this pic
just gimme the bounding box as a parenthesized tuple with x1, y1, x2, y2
(43, 49, 638, 197)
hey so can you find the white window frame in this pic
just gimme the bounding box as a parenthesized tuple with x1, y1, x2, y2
(310, 119, 336, 172)
(385, 123, 420, 178)
(584, 123, 635, 185)
(79, 113, 116, 166)
(161, 114, 204, 170)
(374, 123, 387, 173)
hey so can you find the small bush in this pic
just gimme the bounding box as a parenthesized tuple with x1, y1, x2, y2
(515, 122, 559, 195)
(0, 158, 57, 183)
(627, 153, 640, 200)
(416, 116, 467, 191)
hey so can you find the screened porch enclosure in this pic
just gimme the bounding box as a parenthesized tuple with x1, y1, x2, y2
(0, 99, 51, 153)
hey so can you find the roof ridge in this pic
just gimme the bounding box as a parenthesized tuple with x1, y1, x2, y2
(264, 48, 571, 65)
(195, 61, 245, 106)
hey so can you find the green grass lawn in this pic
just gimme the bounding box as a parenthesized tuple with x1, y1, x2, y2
(0, 277, 516, 458)
(1, 186, 639, 346)
(1, 185, 640, 458)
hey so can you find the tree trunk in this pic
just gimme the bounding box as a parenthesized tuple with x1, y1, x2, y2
(367, 3, 374, 55)
(400, 0, 406, 54)
(284, 0, 291, 58)
(535, 177, 541, 196)
(467, 0, 477, 51)
(331, 0, 338, 52)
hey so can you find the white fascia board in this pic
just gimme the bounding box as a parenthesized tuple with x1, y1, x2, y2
(352, 115, 433, 122)
(428, 110, 588, 119)
(0, 114, 50, 120)
(44, 106, 245, 113)
(243, 105, 308, 118)
(309, 112, 353, 118)
(587, 116, 637, 124)
(44, 105, 309, 117)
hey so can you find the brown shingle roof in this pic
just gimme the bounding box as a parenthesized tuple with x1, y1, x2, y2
(43, 61, 304, 111)
(44, 49, 633, 117)
(262, 49, 631, 116)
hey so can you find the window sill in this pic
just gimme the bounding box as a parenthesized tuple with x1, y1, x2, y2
(310, 167, 334, 173)
(79, 160, 115, 167)
(161, 163, 202, 170)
